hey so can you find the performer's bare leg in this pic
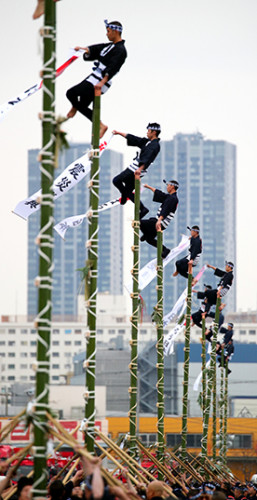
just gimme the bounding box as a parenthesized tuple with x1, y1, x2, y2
(67, 107, 78, 119)
(219, 302, 226, 311)
(33, 0, 44, 19)
(100, 121, 108, 138)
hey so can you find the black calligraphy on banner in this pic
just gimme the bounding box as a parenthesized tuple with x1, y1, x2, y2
(68, 163, 85, 180)
(56, 176, 71, 192)
(25, 200, 39, 209)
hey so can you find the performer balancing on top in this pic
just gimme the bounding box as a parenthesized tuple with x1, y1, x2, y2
(66, 20, 127, 138)
(112, 123, 161, 219)
(193, 260, 234, 306)
(173, 226, 202, 279)
(139, 179, 179, 259)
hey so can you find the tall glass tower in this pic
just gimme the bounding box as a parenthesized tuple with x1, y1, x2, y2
(28, 144, 123, 319)
(140, 132, 236, 315)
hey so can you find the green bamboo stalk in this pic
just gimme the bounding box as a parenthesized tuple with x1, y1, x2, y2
(223, 358, 229, 464)
(181, 263, 193, 460)
(129, 177, 140, 457)
(156, 230, 164, 474)
(201, 314, 206, 412)
(34, 1, 56, 497)
(212, 349, 217, 460)
(219, 349, 225, 463)
(201, 296, 221, 462)
(85, 90, 101, 453)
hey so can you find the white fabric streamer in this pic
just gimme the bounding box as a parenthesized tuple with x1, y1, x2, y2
(0, 49, 83, 123)
(193, 359, 211, 391)
(13, 135, 113, 220)
(163, 265, 207, 356)
(54, 197, 121, 239)
(125, 234, 190, 294)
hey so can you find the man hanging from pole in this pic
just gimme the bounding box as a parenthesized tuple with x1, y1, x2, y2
(66, 20, 127, 138)
(112, 123, 161, 219)
(173, 226, 202, 279)
(191, 284, 225, 329)
(193, 261, 234, 307)
(139, 179, 179, 259)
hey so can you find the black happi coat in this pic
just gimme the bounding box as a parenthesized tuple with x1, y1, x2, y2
(126, 134, 160, 169)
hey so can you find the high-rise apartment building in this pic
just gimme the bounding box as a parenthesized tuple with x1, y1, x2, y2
(28, 144, 123, 318)
(140, 132, 236, 314)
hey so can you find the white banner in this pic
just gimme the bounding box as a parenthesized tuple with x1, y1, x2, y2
(163, 323, 185, 356)
(163, 265, 207, 327)
(125, 234, 190, 294)
(193, 359, 211, 391)
(54, 197, 121, 239)
(163, 265, 207, 356)
(13, 135, 113, 220)
(0, 49, 83, 122)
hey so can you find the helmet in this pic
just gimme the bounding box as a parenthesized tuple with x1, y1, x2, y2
(250, 475, 257, 485)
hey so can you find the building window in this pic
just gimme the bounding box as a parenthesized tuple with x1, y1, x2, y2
(0, 353, 6, 357)
(30, 353, 36, 357)
(8, 341, 15, 346)
(228, 434, 252, 449)
(21, 341, 28, 346)
(30, 376, 35, 381)
(186, 434, 202, 447)
(166, 434, 182, 447)
(139, 434, 157, 447)
(141, 329, 147, 335)
(97, 329, 103, 334)
(53, 329, 60, 334)
(30, 341, 37, 346)
(108, 329, 115, 334)
(20, 364, 28, 369)
(118, 329, 125, 334)
(52, 376, 59, 381)
(116, 318, 124, 323)
(0, 341, 5, 346)
(64, 364, 71, 369)
(75, 329, 82, 334)
(64, 353, 71, 357)
(65, 329, 72, 335)
(65, 341, 71, 346)
(8, 365, 15, 369)
(52, 364, 60, 369)
(8, 353, 15, 357)
(74, 341, 81, 346)
(21, 376, 28, 381)
(52, 352, 59, 357)
(21, 329, 28, 334)
(239, 330, 246, 335)
(8, 376, 15, 381)
(249, 330, 256, 335)
(8, 329, 15, 334)
(20, 353, 27, 358)
(52, 341, 59, 346)
(30, 329, 37, 334)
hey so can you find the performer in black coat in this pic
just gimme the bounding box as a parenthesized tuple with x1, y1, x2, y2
(192, 285, 225, 329)
(66, 20, 127, 138)
(220, 322, 234, 346)
(194, 261, 234, 306)
(140, 179, 179, 258)
(112, 123, 161, 218)
(173, 226, 202, 279)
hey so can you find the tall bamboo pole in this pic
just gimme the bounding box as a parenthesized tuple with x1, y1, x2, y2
(181, 263, 193, 460)
(34, 0, 56, 496)
(129, 177, 140, 457)
(85, 90, 101, 452)
(156, 230, 164, 473)
(201, 296, 221, 462)
(212, 349, 217, 460)
(219, 349, 225, 463)
(201, 314, 206, 413)
(223, 358, 229, 464)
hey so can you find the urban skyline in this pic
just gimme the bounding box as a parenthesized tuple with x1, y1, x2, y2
(27, 144, 124, 318)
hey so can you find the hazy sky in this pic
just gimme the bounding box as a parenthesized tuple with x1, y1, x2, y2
(0, 0, 257, 315)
